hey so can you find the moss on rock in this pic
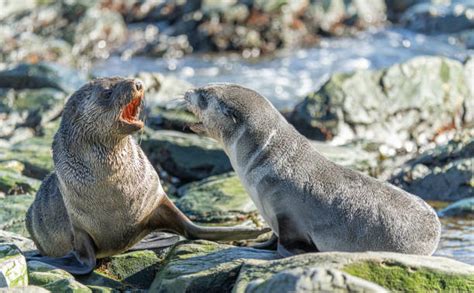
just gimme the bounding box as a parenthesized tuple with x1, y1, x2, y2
(343, 260, 474, 292)
(0, 194, 35, 237)
(0, 244, 28, 288)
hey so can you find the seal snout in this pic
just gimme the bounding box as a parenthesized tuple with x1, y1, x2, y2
(134, 80, 143, 92)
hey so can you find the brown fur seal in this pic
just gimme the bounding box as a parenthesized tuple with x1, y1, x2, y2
(26, 78, 268, 274)
(184, 83, 441, 257)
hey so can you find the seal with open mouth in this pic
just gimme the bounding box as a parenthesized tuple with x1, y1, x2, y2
(26, 78, 269, 275)
(185, 83, 441, 257)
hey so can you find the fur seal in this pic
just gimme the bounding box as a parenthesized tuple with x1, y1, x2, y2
(184, 84, 442, 257)
(26, 78, 268, 274)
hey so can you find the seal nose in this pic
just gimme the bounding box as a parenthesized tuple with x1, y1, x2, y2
(134, 80, 143, 91)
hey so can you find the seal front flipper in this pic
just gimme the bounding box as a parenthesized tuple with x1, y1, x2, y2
(27, 251, 96, 275)
(28, 228, 97, 275)
(127, 232, 181, 251)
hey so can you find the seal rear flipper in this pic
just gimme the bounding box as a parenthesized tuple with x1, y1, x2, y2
(151, 196, 270, 241)
(27, 251, 96, 275)
(127, 232, 181, 251)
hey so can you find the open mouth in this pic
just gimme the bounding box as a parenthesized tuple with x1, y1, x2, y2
(120, 94, 144, 128)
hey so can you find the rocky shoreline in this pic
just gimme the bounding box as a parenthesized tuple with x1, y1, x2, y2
(1, 0, 473, 291)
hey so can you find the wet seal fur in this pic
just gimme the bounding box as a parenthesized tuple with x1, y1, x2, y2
(26, 78, 268, 274)
(185, 83, 442, 257)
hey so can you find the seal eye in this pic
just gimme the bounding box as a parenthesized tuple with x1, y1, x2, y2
(197, 95, 208, 109)
(103, 89, 113, 99)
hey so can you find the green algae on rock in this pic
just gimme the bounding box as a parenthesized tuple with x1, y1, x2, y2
(141, 130, 232, 182)
(100, 249, 169, 290)
(0, 194, 35, 237)
(176, 172, 257, 223)
(0, 244, 28, 288)
(28, 261, 91, 292)
(233, 251, 474, 293)
(244, 267, 388, 293)
(0, 162, 41, 196)
(149, 240, 278, 292)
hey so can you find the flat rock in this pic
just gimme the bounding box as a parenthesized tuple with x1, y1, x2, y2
(141, 130, 232, 182)
(0, 244, 28, 288)
(149, 240, 278, 292)
(234, 251, 474, 292)
(243, 267, 388, 293)
(27, 261, 91, 292)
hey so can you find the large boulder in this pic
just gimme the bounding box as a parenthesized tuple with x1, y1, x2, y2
(0, 244, 28, 288)
(390, 129, 473, 201)
(149, 240, 278, 292)
(290, 56, 470, 151)
(141, 130, 232, 182)
(234, 251, 474, 292)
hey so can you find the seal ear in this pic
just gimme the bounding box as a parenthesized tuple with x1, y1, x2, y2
(219, 102, 238, 124)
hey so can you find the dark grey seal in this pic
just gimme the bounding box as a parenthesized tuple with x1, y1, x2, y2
(26, 78, 268, 274)
(184, 83, 441, 257)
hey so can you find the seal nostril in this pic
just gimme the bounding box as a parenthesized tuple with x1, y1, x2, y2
(134, 80, 143, 91)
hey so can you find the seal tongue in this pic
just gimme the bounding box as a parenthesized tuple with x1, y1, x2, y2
(122, 96, 141, 122)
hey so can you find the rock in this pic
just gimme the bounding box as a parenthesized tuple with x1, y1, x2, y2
(99, 250, 169, 289)
(464, 57, 474, 124)
(176, 172, 257, 223)
(390, 130, 473, 201)
(0, 286, 49, 292)
(401, 1, 474, 35)
(0, 194, 35, 237)
(0, 162, 41, 196)
(0, 143, 53, 180)
(0, 230, 36, 253)
(147, 106, 198, 133)
(149, 240, 278, 292)
(0, 244, 28, 288)
(73, 6, 127, 60)
(141, 130, 232, 182)
(438, 197, 474, 217)
(0, 0, 36, 21)
(244, 267, 388, 293)
(290, 56, 470, 151)
(27, 261, 91, 292)
(0, 63, 84, 93)
(234, 251, 474, 292)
